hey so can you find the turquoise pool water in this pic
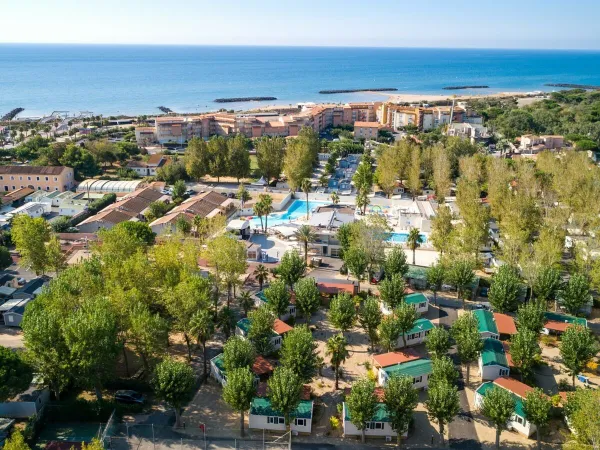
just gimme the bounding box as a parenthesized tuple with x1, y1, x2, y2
(387, 232, 427, 244)
(248, 200, 326, 228)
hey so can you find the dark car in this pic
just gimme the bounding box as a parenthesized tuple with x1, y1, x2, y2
(115, 390, 145, 404)
(370, 268, 385, 285)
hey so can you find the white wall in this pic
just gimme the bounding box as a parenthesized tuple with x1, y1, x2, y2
(479, 331, 500, 340)
(249, 413, 312, 434)
(478, 359, 510, 381)
(378, 369, 430, 390)
(342, 404, 406, 438)
(396, 330, 428, 348)
(474, 392, 535, 437)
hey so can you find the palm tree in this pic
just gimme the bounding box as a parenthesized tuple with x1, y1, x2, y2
(407, 227, 423, 265)
(253, 264, 269, 291)
(325, 333, 349, 390)
(259, 194, 273, 232)
(330, 192, 340, 205)
(301, 178, 312, 220)
(216, 307, 236, 340)
(294, 225, 317, 264)
(253, 200, 265, 233)
(238, 290, 254, 317)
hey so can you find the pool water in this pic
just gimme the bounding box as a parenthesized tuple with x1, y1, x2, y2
(387, 232, 427, 244)
(248, 200, 326, 228)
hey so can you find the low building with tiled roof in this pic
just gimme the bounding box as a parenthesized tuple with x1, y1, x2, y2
(542, 312, 587, 335)
(235, 317, 292, 351)
(478, 338, 510, 380)
(376, 353, 433, 389)
(0, 165, 75, 192)
(493, 312, 517, 337)
(475, 377, 541, 437)
(314, 278, 359, 299)
(372, 349, 421, 370)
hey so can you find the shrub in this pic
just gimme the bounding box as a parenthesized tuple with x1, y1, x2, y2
(540, 335, 556, 347)
(586, 361, 598, 373)
(558, 379, 572, 392)
(329, 416, 340, 430)
(367, 369, 378, 383)
(551, 394, 562, 407)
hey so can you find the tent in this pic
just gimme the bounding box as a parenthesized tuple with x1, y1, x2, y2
(252, 177, 268, 186)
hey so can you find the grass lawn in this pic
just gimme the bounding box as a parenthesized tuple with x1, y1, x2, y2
(250, 154, 259, 171)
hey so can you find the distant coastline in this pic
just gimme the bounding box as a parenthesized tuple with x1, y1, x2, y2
(214, 97, 277, 103)
(319, 88, 398, 94)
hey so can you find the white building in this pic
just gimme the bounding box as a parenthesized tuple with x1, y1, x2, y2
(396, 318, 435, 349)
(380, 292, 429, 316)
(249, 397, 313, 434)
(209, 353, 273, 387)
(235, 317, 292, 351)
(478, 338, 510, 381)
(374, 352, 433, 389)
(475, 377, 539, 438)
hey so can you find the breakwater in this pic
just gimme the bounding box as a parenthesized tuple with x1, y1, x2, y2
(442, 85, 489, 90)
(1, 108, 24, 121)
(545, 83, 600, 90)
(214, 97, 277, 103)
(318, 88, 398, 94)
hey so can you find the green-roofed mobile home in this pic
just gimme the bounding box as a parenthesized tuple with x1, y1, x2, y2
(342, 401, 408, 440)
(478, 338, 510, 380)
(473, 309, 499, 340)
(249, 397, 313, 434)
(235, 317, 293, 351)
(379, 358, 433, 389)
(396, 318, 435, 348)
(380, 292, 429, 316)
(254, 290, 297, 321)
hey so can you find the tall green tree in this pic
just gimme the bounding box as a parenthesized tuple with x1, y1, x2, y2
(253, 264, 269, 291)
(346, 377, 378, 443)
(395, 302, 417, 348)
(301, 178, 312, 219)
(283, 139, 313, 191)
(560, 325, 599, 386)
(0, 246, 13, 270)
(277, 250, 305, 289)
(207, 136, 229, 182)
(406, 228, 423, 265)
(344, 246, 368, 290)
(11, 215, 50, 274)
(227, 135, 251, 182)
(263, 279, 291, 319)
(0, 347, 33, 402)
(328, 293, 356, 335)
(153, 358, 196, 427)
(516, 300, 546, 334)
(426, 263, 446, 305)
(127, 302, 169, 372)
(294, 225, 316, 264)
(378, 315, 400, 352)
(378, 273, 406, 311)
(426, 327, 452, 360)
(280, 326, 318, 383)
(523, 388, 551, 450)
(268, 366, 303, 429)
(533, 266, 562, 305)
(185, 137, 211, 180)
(446, 258, 475, 303)
(481, 386, 516, 450)
(429, 355, 458, 387)
(238, 291, 254, 317)
(206, 235, 248, 307)
(383, 375, 419, 446)
(509, 329, 540, 384)
(217, 307, 236, 340)
(560, 273, 591, 316)
(223, 335, 256, 372)
(425, 380, 460, 447)
(430, 204, 454, 256)
(248, 306, 275, 355)
(256, 136, 285, 182)
(325, 333, 349, 390)
(222, 367, 256, 437)
(451, 312, 483, 383)
(294, 277, 320, 323)
(190, 309, 215, 380)
(488, 265, 522, 313)
(358, 297, 383, 352)
(384, 247, 409, 277)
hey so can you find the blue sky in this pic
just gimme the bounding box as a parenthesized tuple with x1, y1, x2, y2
(2, 0, 600, 49)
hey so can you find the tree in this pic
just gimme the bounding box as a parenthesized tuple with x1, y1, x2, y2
(426, 263, 445, 305)
(0, 347, 33, 402)
(346, 377, 378, 443)
(280, 326, 319, 383)
(63, 296, 119, 402)
(301, 178, 312, 219)
(451, 312, 483, 383)
(406, 228, 423, 265)
(533, 266, 562, 305)
(432, 144, 451, 203)
(207, 136, 229, 182)
(268, 366, 303, 429)
(170, 179, 185, 201)
(560, 274, 591, 316)
(429, 355, 458, 388)
(481, 386, 516, 450)
(284, 139, 313, 191)
(237, 184, 251, 209)
(248, 306, 275, 355)
(395, 301, 417, 348)
(127, 303, 169, 372)
(355, 189, 370, 216)
(426, 326, 451, 360)
(259, 195, 274, 232)
(217, 307, 236, 340)
(325, 333, 349, 390)
(45, 236, 66, 274)
(378, 273, 406, 311)
(223, 335, 256, 372)
(277, 250, 305, 289)
(425, 380, 460, 447)
(256, 136, 285, 182)
(560, 325, 599, 386)
(378, 315, 400, 352)
(446, 258, 475, 303)
(407, 146, 421, 199)
(153, 358, 195, 428)
(294, 277, 320, 323)
(223, 367, 256, 437)
(263, 280, 290, 318)
(330, 191, 340, 205)
(430, 204, 454, 256)
(206, 235, 248, 306)
(564, 389, 600, 449)
(523, 388, 551, 450)
(114, 221, 156, 246)
(253, 264, 269, 291)
(294, 225, 316, 264)
(145, 201, 169, 221)
(384, 247, 409, 277)
(59, 144, 100, 179)
(358, 297, 382, 352)
(238, 290, 254, 317)
(0, 246, 12, 270)
(328, 293, 356, 335)
(516, 300, 546, 334)
(383, 375, 419, 446)
(185, 137, 211, 180)
(374, 145, 401, 198)
(190, 309, 215, 380)
(227, 135, 251, 182)
(344, 245, 368, 289)
(3, 430, 30, 450)
(488, 265, 522, 313)
(11, 215, 50, 275)
(509, 329, 540, 384)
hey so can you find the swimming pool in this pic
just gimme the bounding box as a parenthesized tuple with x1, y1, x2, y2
(248, 199, 327, 228)
(386, 232, 427, 244)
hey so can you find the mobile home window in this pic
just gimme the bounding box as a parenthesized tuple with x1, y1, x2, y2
(267, 416, 284, 425)
(419, 302, 426, 308)
(295, 418, 306, 427)
(413, 376, 422, 384)
(367, 422, 384, 430)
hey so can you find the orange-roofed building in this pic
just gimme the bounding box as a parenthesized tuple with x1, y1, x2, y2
(493, 312, 517, 337)
(372, 349, 421, 369)
(354, 121, 380, 140)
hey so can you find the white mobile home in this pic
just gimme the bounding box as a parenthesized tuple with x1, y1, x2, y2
(235, 317, 293, 351)
(396, 318, 435, 348)
(478, 338, 510, 381)
(249, 397, 313, 434)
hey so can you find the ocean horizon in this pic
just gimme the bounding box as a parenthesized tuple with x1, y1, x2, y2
(2, 44, 600, 117)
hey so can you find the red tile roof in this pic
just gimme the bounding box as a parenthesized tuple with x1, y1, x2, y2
(544, 321, 572, 332)
(502, 342, 514, 367)
(493, 377, 534, 399)
(273, 318, 293, 335)
(494, 313, 517, 335)
(252, 356, 274, 376)
(316, 280, 357, 295)
(372, 350, 421, 368)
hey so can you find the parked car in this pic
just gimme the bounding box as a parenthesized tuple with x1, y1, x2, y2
(370, 268, 385, 285)
(184, 189, 195, 196)
(115, 390, 145, 404)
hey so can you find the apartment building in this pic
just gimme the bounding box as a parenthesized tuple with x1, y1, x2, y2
(0, 166, 75, 192)
(379, 104, 465, 131)
(519, 134, 564, 153)
(354, 121, 380, 139)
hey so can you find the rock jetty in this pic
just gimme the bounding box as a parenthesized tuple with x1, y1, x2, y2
(319, 88, 398, 94)
(545, 83, 600, 90)
(442, 85, 489, 90)
(1, 108, 24, 121)
(157, 106, 173, 113)
(214, 97, 277, 103)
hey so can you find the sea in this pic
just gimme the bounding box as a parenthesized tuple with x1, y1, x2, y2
(2, 44, 600, 117)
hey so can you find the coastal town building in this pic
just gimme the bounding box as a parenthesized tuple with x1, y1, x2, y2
(253, 290, 297, 321)
(446, 122, 490, 144)
(380, 292, 429, 316)
(378, 104, 464, 131)
(77, 179, 144, 194)
(126, 154, 171, 177)
(0, 166, 75, 192)
(519, 135, 564, 153)
(249, 393, 314, 434)
(542, 312, 587, 335)
(354, 121, 380, 139)
(373, 350, 432, 389)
